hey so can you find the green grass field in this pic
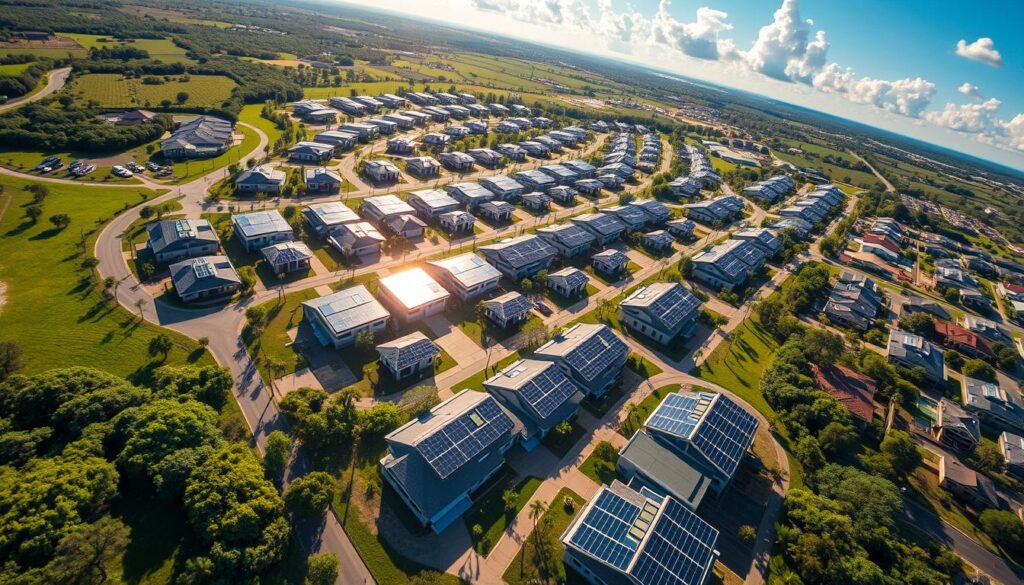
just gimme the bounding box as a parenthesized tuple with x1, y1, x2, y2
(238, 103, 285, 151)
(464, 474, 542, 555)
(63, 33, 193, 63)
(0, 62, 33, 75)
(71, 73, 235, 108)
(502, 488, 585, 585)
(0, 174, 212, 380)
(0, 146, 149, 185)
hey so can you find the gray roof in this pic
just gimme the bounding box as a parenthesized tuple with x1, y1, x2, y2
(147, 218, 218, 256)
(963, 377, 1024, 430)
(305, 202, 360, 228)
(621, 283, 700, 336)
(161, 116, 232, 152)
(593, 249, 629, 265)
(548, 267, 589, 290)
(169, 255, 240, 295)
(536, 224, 596, 249)
(485, 358, 582, 423)
(479, 235, 556, 269)
(362, 195, 415, 217)
(331, 222, 385, 248)
(481, 175, 524, 192)
(378, 268, 449, 311)
(619, 430, 712, 509)
(377, 331, 440, 371)
(572, 213, 626, 236)
(236, 165, 285, 185)
(534, 323, 628, 385)
(261, 241, 313, 266)
(484, 292, 533, 321)
(409, 189, 459, 211)
(303, 285, 390, 336)
(887, 329, 945, 381)
(233, 210, 291, 238)
(305, 167, 342, 183)
(1001, 432, 1024, 467)
(428, 253, 501, 289)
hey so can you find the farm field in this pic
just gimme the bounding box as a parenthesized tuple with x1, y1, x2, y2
(0, 62, 33, 75)
(62, 33, 193, 62)
(70, 73, 236, 108)
(117, 5, 234, 28)
(773, 142, 884, 190)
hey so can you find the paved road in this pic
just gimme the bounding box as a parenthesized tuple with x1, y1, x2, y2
(0, 67, 71, 113)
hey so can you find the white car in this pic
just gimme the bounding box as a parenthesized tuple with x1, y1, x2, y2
(111, 165, 133, 178)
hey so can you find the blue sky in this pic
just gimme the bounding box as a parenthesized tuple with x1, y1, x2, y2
(348, 0, 1024, 169)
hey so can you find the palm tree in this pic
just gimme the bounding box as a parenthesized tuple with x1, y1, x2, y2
(134, 298, 146, 320)
(528, 499, 548, 562)
(625, 402, 639, 432)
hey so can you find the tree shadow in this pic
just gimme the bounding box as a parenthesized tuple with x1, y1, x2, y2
(28, 227, 63, 240)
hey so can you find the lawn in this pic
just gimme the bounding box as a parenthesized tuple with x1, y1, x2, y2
(464, 473, 542, 555)
(541, 419, 588, 459)
(0, 62, 32, 75)
(62, 33, 193, 63)
(245, 288, 319, 381)
(449, 301, 541, 348)
(544, 283, 599, 310)
(618, 384, 679, 437)
(449, 352, 521, 392)
(238, 103, 287, 151)
(579, 441, 619, 485)
(168, 124, 260, 184)
(625, 352, 662, 378)
(0, 175, 214, 381)
(71, 73, 235, 109)
(906, 466, 1000, 555)
(502, 488, 585, 585)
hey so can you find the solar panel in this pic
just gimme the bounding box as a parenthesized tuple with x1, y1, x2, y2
(569, 489, 643, 570)
(192, 257, 216, 279)
(650, 392, 758, 479)
(629, 498, 719, 585)
(499, 237, 554, 268)
(392, 337, 440, 370)
(649, 286, 700, 331)
(418, 397, 514, 479)
(565, 327, 627, 383)
(517, 364, 579, 420)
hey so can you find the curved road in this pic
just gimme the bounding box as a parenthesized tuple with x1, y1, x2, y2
(0, 67, 71, 113)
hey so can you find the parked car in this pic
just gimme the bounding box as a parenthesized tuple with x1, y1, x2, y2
(126, 162, 145, 173)
(111, 165, 133, 178)
(145, 161, 160, 172)
(533, 301, 553, 316)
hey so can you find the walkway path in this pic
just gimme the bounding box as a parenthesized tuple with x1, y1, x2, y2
(0, 66, 71, 112)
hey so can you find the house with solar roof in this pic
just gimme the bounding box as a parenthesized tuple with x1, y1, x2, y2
(962, 377, 1024, 434)
(563, 160, 597, 179)
(377, 268, 450, 325)
(380, 390, 518, 533)
(303, 285, 390, 349)
(437, 210, 475, 234)
(232, 210, 293, 252)
(619, 283, 701, 344)
(604, 205, 648, 232)
(147, 218, 219, 264)
(572, 213, 626, 245)
(642, 230, 674, 254)
(534, 323, 628, 397)
(287, 141, 334, 164)
(160, 116, 233, 160)
(407, 189, 460, 220)
(616, 429, 713, 511)
(169, 256, 240, 303)
(547, 267, 590, 299)
(314, 130, 360, 152)
(327, 222, 385, 257)
(467, 148, 503, 167)
(666, 219, 696, 239)
(479, 235, 556, 280)
(521, 192, 551, 212)
(732, 228, 782, 257)
(691, 239, 762, 291)
(887, 329, 946, 384)
(477, 201, 515, 223)
(234, 165, 285, 194)
(484, 359, 583, 451)
(482, 292, 534, 329)
(639, 389, 759, 494)
(561, 480, 719, 585)
(425, 253, 501, 301)
(260, 241, 313, 274)
(539, 164, 579, 185)
(548, 185, 578, 206)
(445, 182, 494, 208)
(537, 224, 596, 258)
(575, 178, 604, 196)
(496, 121, 521, 134)
(592, 249, 630, 278)
(515, 169, 557, 193)
(377, 331, 439, 382)
(480, 175, 525, 201)
(359, 195, 416, 225)
(628, 200, 670, 225)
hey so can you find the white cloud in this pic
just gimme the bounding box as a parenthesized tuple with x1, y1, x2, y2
(786, 30, 828, 84)
(846, 77, 936, 118)
(744, 0, 819, 82)
(652, 2, 734, 60)
(811, 62, 853, 93)
(925, 98, 1002, 133)
(955, 37, 1003, 67)
(1004, 114, 1024, 150)
(958, 82, 982, 99)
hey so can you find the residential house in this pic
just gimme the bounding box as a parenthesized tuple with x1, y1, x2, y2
(496, 143, 526, 162)
(260, 241, 312, 275)
(732, 228, 782, 257)
(384, 214, 426, 240)
(666, 219, 696, 239)
(363, 160, 400, 183)
(934, 398, 981, 452)
(382, 112, 415, 129)
(425, 253, 501, 301)
(439, 151, 474, 172)
(377, 332, 440, 382)
(962, 315, 1013, 346)
(407, 189, 460, 220)
(824, 276, 883, 331)
(939, 456, 999, 509)
(437, 211, 475, 234)
(521, 192, 551, 212)
(422, 133, 450, 149)
(169, 256, 240, 303)
(619, 282, 702, 343)
(477, 201, 515, 223)
(604, 205, 648, 232)
(353, 95, 384, 112)
(232, 211, 293, 252)
(691, 240, 757, 291)
(571, 213, 626, 245)
(547, 267, 589, 299)
(467, 148, 503, 167)
(902, 296, 953, 320)
(377, 94, 406, 108)
(484, 359, 582, 451)
(314, 130, 359, 152)
(147, 218, 219, 264)
(534, 323, 628, 397)
(329, 97, 366, 116)
(495, 121, 521, 134)
(642, 230, 674, 253)
(480, 175, 525, 201)
(482, 292, 534, 329)
(887, 329, 946, 384)
(548, 185, 577, 206)
(406, 156, 442, 178)
(669, 176, 702, 199)
(933, 320, 996, 360)
(360, 195, 416, 225)
(563, 160, 597, 179)
(574, 179, 603, 196)
(811, 364, 878, 429)
(536, 223, 596, 258)
(538, 164, 578, 185)
(304, 167, 342, 193)
(380, 391, 517, 533)
(999, 432, 1024, 479)
(402, 110, 431, 126)
(628, 200, 670, 225)
(561, 481, 719, 585)
(591, 249, 629, 279)
(515, 169, 556, 193)
(997, 282, 1024, 303)
(327, 222, 385, 257)
(287, 141, 334, 164)
(161, 116, 233, 160)
(962, 377, 1024, 434)
(303, 202, 360, 236)
(377, 268, 450, 325)
(445, 182, 494, 208)
(234, 165, 285, 194)
(386, 137, 417, 155)
(479, 235, 556, 280)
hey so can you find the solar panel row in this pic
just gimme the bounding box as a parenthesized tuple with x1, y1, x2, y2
(418, 398, 514, 479)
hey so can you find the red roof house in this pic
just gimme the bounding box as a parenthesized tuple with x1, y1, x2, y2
(812, 363, 879, 427)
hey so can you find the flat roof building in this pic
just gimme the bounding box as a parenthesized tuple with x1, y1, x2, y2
(303, 202, 361, 236)
(426, 253, 501, 301)
(377, 268, 450, 324)
(303, 286, 390, 349)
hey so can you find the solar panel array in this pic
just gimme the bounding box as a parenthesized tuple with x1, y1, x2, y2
(498, 237, 554, 268)
(629, 498, 719, 585)
(648, 392, 708, 440)
(489, 293, 533, 321)
(174, 219, 195, 239)
(649, 391, 758, 478)
(417, 397, 514, 479)
(517, 364, 579, 420)
(310, 287, 390, 334)
(569, 489, 645, 571)
(566, 326, 627, 383)
(392, 337, 439, 370)
(191, 257, 216, 279)
(542, 224, 594, 248)
(648, 285, 700, 331)
(558, 269, 590, 291)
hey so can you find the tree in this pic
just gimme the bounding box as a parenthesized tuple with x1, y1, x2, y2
(871, 430, 921, 480)
(0, 340, 23, 381)
(520, 277, 533, 295)
(804, 329, 845, 365)
(176, 91, 189, 104)
(49, 213, 71, 230)
(817, 422, 859, 458)
(245, 305, 268, 336)
(153, 365, 232, 411)
(503, 488, 517, 513)
(263, 430, 292, 477)
(26, 204, 42, 223)
(979, 510, 1024, 554)
(354, 330, 375, 354)
(963, 359, 996, 383)
(284, 471, 337, 517)
(898, 312, 934, 336)
(48, 516, 130, 583)
(359, 402, 403, 436)
(945, 349, 964, 371)
(738, 524, 757, 544)
(795, 436, 826, 474)
(184, 444, 289, 580)
(238, 266, 258, 294)
(528, 500, 548, 561)
(305, 553, 339, 585)
(970, 441, 1004, 473)
(147, 333, 173, 361)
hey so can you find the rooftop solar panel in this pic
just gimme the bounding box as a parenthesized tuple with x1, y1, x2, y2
(564, 326, 628, 383)
(417, 397, 514, 479)
(629, 498, 719, 585)
(516, 364, 579, 420)
(648, 392, 757, 479)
